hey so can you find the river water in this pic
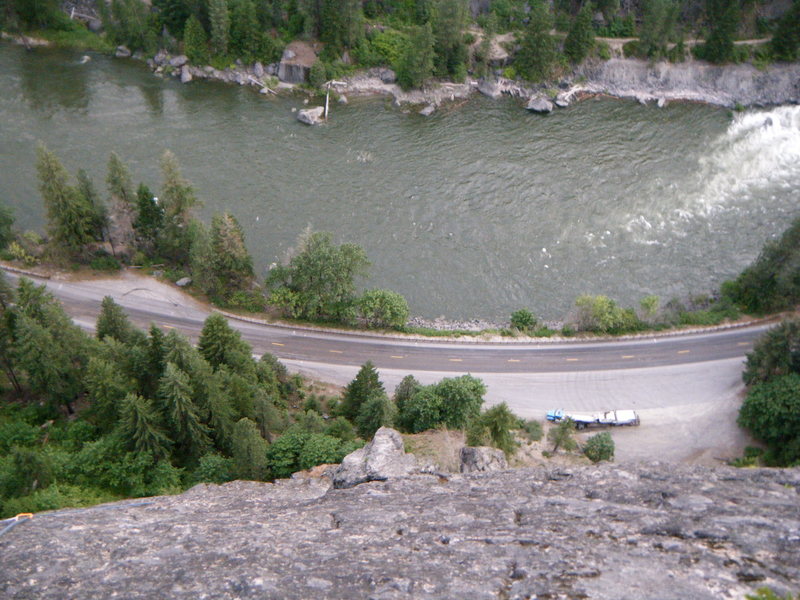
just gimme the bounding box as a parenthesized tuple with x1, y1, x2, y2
(1, 43, 798, 321)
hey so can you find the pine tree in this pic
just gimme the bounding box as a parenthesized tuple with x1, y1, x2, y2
(158, 362, 212, 459)
(106, 152, 135, 210)
(86, 356, 137, 432)
(208, 0, 230, 56)
(340, 361, 384, 421)
(432, 0, 468, 78)
(76, 169, 107, 242)
(564, 1, 595, 64)
(96, 296, 140, 344)
(183, 14, 210, 63)
(36, 144, 97, 255)
(355, 391, 396, 439)
(117, 393, 172, 458)
(198, 313, 252, 370)
(206, 212, 254, 299)
(514, 0, 558, 82)
(396, 23, 435, 90)
(133, 183, 164, 246)
(701, 0, 740, 64)
(231, 417, 270, 479)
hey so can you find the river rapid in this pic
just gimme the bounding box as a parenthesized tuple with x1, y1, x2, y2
(1, 43, 798, 321)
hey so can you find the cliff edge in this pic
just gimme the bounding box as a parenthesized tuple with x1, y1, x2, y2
(1, 463, 798, 599)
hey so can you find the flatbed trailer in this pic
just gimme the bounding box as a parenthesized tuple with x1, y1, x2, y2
(546, 408, 640, 429)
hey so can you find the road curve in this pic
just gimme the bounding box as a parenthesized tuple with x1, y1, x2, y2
(4, 268, 767, 374)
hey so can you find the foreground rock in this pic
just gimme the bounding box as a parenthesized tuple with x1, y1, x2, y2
(332, 426, 420, 488)
(459, 446, 508, 473)
(1, 463, 797, 599)
(296, 106, 325, 125)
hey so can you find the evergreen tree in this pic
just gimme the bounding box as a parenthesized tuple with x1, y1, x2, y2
(354, 391, 396, 439)
(133, 183, 164, 246)
(198, 313, 252, 370)
(771, 0, 800, 62)
(183, 14, 210, 63)
(106, 152, 135, 211)
(202, 212, 254, 301)
(75, 169, 107, 242)
(158, 362, 212, 460)
(564, 1, 595, 64)
(231, 417, 270, 479)
(0, 201, 13, 251)
(340, 361, 384, 421)
(514, 0, 558, 82)
(96, 296, 142, 345)
(157, 150, 200, 264)
(208, 0, 230, 56)
(117, 393, 173, 458)
(36, 144, 97, 255)
(229, 0, 262, 61)
(432, 0, 468, 79)
(85, 356, 137, 432)
(701, 0, 740, 64)
(638, 0, 679, 59)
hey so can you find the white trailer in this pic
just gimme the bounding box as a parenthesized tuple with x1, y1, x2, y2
(546, 408, 640, 429)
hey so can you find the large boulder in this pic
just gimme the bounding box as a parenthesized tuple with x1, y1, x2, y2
(332, 427, 419, 489)
(459, 446, 508, 473)
(478, 78, 502, 99)
(526, 95, 554, 113)
(296, 106, 325, 125)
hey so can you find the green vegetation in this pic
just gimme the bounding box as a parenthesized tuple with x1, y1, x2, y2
(737, 317, 800, 467)
(582, 431, 615, 462)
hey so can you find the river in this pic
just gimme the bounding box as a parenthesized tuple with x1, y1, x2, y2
(1, 43, 798, 321)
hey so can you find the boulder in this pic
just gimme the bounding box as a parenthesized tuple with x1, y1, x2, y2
(419, 104, 436, 116)
(297, 106, 325, 125)
(379, 68, 397, 84)
(175, 277, 192, 287)
(526, 95, 554, 113)
(170, 55, 188, 68)
(115, 45, 131, 58)
(332, 427, 419, 489)
(459, 446, 508, 473)
(478, 78, 502, 100)
(180, 67, 192, 84)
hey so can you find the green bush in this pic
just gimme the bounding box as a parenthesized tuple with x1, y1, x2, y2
(583, 432, 615, 463)
(510, 309, 537, 331)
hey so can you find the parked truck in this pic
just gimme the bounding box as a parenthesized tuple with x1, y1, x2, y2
(546, 408, 640, 430)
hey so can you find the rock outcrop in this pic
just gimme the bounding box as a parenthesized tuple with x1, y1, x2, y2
(332, 427, 420, 488)
(1, 463, 798, 599)
(459, 445, 508, 473)
(296, 106, 325, 125)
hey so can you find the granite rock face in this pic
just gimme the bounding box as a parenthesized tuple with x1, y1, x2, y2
(460, 445, 508, 473)
(1, 464, 798, 599)
(332, 426, 420, 488)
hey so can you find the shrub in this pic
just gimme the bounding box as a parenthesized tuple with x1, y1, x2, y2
(583, 432, 615, 463)
(510, 309, 537, 331)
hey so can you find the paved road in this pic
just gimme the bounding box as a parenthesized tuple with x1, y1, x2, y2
(4, 269, 764, 464)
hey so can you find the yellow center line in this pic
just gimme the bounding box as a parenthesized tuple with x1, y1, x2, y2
(566, 358, 579, 362)
(390, 355, 404, 359)
(449, 358, 463, 362)
(271, 342, 285, 347)
(677, 350, 690, 354)
(621, 355, 635, 359)
(329, 349, 343, 354)
(507, 359, 521, 363)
